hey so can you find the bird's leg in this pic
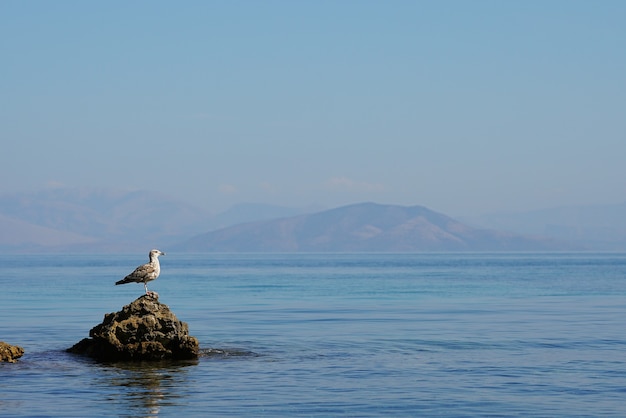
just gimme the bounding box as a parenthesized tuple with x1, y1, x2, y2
(144, 283, 157, 299)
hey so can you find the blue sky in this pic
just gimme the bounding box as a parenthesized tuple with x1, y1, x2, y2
(2, 0, 625, 216)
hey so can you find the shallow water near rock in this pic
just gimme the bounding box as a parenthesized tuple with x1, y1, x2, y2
(1, 252, 626, 416)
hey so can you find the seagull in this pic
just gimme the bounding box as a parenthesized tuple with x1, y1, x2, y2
(115, 249, 165, 296)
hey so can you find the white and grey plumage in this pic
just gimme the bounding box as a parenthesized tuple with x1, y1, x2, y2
(115, 249, 165, 295)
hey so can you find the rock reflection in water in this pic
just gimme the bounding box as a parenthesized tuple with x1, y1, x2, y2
(98, 348, 256, 416)
(102, 359, 198, 417)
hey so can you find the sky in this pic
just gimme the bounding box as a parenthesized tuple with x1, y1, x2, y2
(1, 0, 625, 216)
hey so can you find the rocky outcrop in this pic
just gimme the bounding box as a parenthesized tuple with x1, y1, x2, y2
(0, 341, 24, 363)
(67, 295, 199, 361)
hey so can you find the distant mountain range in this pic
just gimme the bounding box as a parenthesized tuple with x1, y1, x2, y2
(211, 202, 321, 230)
(0, 188, 213, 252)
(460, 202, 626, 250)
(174, 202, 565, 252)
(0, 187, 622, 253)
(0, 188, 317, 253)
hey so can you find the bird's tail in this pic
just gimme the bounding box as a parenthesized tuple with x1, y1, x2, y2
(115, 278, 131, 285)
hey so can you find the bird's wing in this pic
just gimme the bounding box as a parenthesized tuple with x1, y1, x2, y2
(125, 263, 158, 282)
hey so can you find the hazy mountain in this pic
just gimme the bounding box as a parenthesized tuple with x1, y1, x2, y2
(460, 202, 626, 250)
(211, 202, 322, 230)
(0, 188, 214, 252)
(2, 187, 620, 253)
(174, 202, 567, 252)
(0, 212, 97, 252)
(0, 188, 325, 252)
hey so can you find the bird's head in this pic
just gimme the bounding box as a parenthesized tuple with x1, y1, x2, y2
(150, 249, 165, 258)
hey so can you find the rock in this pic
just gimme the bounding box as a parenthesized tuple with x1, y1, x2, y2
(67, 295, 199, 361)
(0, 341, 25, 363)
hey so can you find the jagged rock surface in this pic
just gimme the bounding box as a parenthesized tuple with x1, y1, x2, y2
(68, 295, 199, 361)
(0, 341, 24, 363)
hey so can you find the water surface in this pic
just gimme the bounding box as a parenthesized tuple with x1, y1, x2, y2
(1, 253, 626, 416)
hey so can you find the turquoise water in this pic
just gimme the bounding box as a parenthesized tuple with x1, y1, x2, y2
(1, 253, 626, 416)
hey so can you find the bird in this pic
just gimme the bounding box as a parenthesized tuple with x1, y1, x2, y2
(115, 249, 165, 296)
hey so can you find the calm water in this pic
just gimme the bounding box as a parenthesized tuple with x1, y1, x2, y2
(1, 252, 626, 417)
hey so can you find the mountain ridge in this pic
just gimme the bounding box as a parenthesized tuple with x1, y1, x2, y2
(460, 201, 626, 250)
(0, 188, 214, 252)
(1, 187, 619, 252)
(174, 202, 568, 252)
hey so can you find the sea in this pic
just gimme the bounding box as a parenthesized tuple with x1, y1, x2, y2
(1, 252, 625, 417)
